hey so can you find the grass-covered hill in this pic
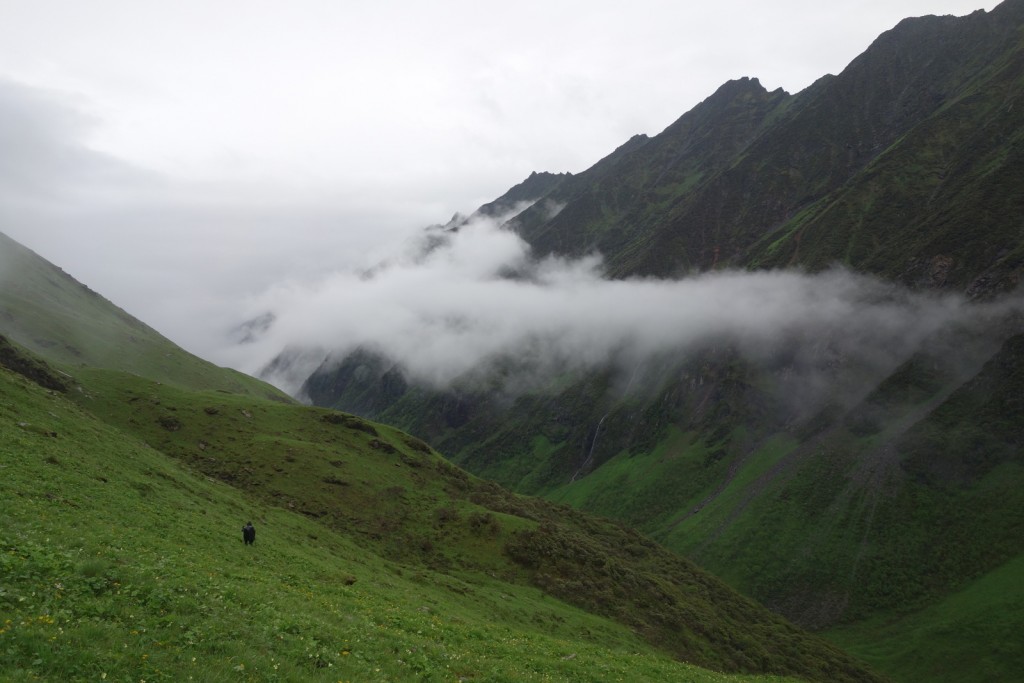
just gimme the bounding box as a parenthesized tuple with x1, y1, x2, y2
(0, 341, 881, 683)
(0, 231, 287, 400)
(0, 235, 885, 681)
(2, 342, 712, 683)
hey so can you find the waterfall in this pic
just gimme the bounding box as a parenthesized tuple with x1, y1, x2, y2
(571, 413, 608, 482)
(569, 361, 644, 483)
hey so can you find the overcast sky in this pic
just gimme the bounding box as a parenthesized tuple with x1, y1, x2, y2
(0, 0, 1002, 382)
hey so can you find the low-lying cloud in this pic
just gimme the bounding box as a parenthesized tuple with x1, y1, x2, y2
(228, 211, 1023, 405)
(5, 70, 1016, 419)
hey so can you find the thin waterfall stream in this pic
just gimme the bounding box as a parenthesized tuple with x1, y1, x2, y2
(569, 362, 643, 483)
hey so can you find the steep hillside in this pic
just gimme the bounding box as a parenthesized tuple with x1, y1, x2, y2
(508, 77, 789, 272)
(0, 335, 883, 682)
(506, 0, 1024, 292)
(0, 231, 287, 400)
(827, 553, 1024, 682)
(749, 1, 1024, 292)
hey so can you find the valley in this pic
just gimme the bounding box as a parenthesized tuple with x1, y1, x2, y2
(3, 2, 1023, 681)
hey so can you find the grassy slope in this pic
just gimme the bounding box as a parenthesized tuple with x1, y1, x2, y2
(826, 552, 1024, 683)
(544, 339, 1024, 683)
(0, 231, 286, 400)
(827, 552, 1024, 683)
(552, 435, 1024, 683)
(0, 337, 885, 683)
(2, 354, 806, 683)
(68, 368, 881, 681)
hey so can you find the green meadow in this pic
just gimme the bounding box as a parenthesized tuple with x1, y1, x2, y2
(2, 350, 815, 683)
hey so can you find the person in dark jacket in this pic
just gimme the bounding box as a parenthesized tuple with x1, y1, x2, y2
(242, 521, 256, 545)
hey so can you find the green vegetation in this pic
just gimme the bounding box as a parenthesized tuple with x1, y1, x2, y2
(548, 428, 728, 529)
(552, 339, 1024, 681)
(2, 340, 836, 683)
(0, 232, 287, 400)
(8, 5, 1024, 681)
(827, 553, 1024, 683)
(314, 331, 1024, 683)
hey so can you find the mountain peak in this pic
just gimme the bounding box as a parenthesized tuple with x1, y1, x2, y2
(717, 76, 765, 93)
(675, 76, 788, 126)
(472, 171, 569, 220)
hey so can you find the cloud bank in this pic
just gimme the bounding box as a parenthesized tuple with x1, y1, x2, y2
(1, 74, 1017, 415)
(0, 78, 427, 357)
(231, 211, 1022, 405)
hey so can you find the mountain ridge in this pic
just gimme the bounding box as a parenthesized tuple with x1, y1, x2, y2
(497, 0, 1024, 289)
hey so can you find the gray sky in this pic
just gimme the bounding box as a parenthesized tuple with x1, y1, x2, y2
(0, 0, 1002, 379)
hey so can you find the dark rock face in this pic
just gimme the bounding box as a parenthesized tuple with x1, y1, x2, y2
(0, 335, 67, 392)
(302, 347, 409, 416)
(472, 171, 572, 219)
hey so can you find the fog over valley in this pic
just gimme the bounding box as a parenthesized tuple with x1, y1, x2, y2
(232, 211, 1024, 413)
(0, 1, 999, 380)
(3, 4, 1024, 681)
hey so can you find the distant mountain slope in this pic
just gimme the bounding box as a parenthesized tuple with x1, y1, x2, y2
(828, 552, 1024, 682)
(507, 76, 789, 271)
(507, 0, 1024, 293)
(0, 231, 288, 399)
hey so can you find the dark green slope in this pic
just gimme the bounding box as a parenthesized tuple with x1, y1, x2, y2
(527, 331, 1024, 683)
(508, 77, 789, 271)
(828, 552, 1024, 683)
(506, 0, 1024, 289)
(0, 231, 287, 399)
(665, 334, 1024, 619)
(750, 1, 1024, 292)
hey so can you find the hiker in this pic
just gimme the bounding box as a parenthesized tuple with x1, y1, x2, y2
(242, 521, 256, 546)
